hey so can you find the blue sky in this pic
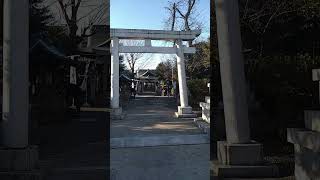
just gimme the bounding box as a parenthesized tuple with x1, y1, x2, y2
(110, 0, 210, 69)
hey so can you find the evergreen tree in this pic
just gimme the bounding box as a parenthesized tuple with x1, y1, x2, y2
(0, 0, 3, 42)
(119, 55, 127, 75)
(30, 0, 54, 34)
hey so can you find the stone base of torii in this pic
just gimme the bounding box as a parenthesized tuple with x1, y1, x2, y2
(110, 107, 124, 120)
(175, 106, 197, 118)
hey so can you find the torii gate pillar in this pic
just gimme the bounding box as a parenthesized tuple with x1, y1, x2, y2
(110, 37, 122, 119)
(0, 0, 39, 177)
(213, 0, 278, 177)
(175, 40, 196, 118)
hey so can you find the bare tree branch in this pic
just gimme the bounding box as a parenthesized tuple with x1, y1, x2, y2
(55, 0, 108, 42)
(57, 0, 70, 23)
(120, 40, 145, 77)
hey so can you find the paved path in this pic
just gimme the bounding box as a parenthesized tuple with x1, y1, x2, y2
(111, 95, 203, 138)
(111, 95, 210, 180)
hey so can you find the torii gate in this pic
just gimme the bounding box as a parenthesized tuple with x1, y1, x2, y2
(105, 28, 201, 118)
(1, 0, 277, 178)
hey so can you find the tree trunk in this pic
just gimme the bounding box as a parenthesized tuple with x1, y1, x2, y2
(171, 3, 176, 31)
(259, 38, 264, 58)
(69, 21, 79, 52)
(131, 64, 135, 79)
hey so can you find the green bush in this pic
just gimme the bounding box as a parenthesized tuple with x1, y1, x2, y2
(245, 55, 320, 140)
(187, 79, 209, 109)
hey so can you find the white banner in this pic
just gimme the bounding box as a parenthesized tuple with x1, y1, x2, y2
(70, 66, 77, 85)
(80, 62, 91, 91)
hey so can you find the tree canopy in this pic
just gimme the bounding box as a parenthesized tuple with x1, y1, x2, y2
(30, 0, 54, 34)
(155, 59, 176, 81)
(238, 0, 320, 57)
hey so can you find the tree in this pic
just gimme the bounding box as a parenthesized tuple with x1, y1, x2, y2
(164, 2, 177, 31)
(155, 59, 177, 81)
(124, 53, 143, 78)
(121, 40, 144, 78)
(187, 40, 210, 79)
(164, 0, 203, 46)
(0, 0, 3, 42)
(30, 0, 54, 34)
(164, 0, 209, 80)
(119, 55, 126, 75)
(238, 0, 320, 57)
(54, 0, 109, 50)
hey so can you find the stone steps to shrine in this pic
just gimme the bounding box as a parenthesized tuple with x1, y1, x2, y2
(194, 95, 211, 137)
(199, 96, 210, 123)
(287, 108, 320, 179)
(194, 118, 210, 137)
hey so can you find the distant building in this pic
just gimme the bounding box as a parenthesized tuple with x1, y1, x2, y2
(76, 24, 111, 106)
(135, 69, 159, 95)
(0, 34, 71, 124)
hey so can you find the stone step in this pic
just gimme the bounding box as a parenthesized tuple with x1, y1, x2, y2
(202, 110, 210, 123)
(110, 134, 209, 148)
(212, 163, 278, 178)
(200, 102, 210, 110)
(46, 167, 107, 180)
(194, 118, 210, 137)
(287, 128, 320, 152)
(199, 102, 210, 123)
(205, 96, 210, 104)
(49, 166, 107, 174)
(0, 170, 43, 180)
(174, 112, 198, 118)
(47, 173, 106, 180)
(214, 177, 295, 180)
(304, 110, 320, 132)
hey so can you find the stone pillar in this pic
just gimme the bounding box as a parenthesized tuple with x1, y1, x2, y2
(0, 1, 40, 178)
(2, 0, 29, 148)
(175, 40, 196, 118)
(110, 37, 122, 117)
(215, 0, 250, 144)
(213, 0, 278, 177)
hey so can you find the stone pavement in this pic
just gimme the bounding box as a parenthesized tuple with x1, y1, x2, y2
(111, 95, 210, 180)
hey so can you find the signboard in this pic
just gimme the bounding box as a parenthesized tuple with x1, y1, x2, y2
(70, 66, 77, 85)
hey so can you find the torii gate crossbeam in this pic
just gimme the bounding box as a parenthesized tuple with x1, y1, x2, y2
(110, 28, 201, 40)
